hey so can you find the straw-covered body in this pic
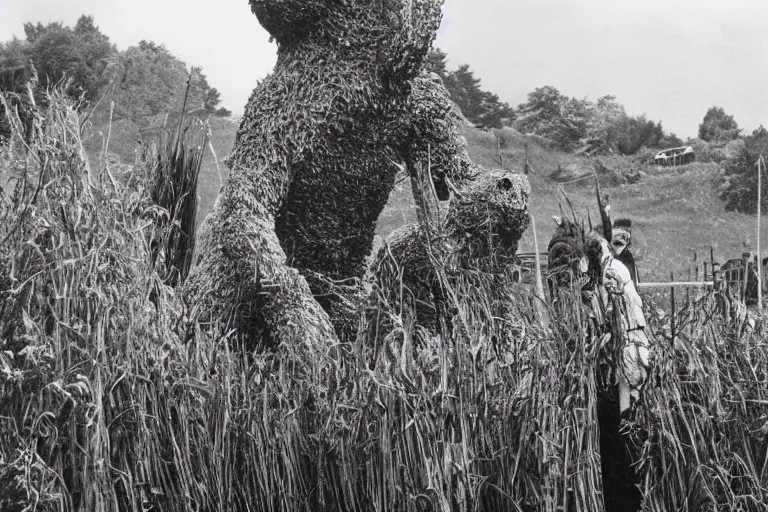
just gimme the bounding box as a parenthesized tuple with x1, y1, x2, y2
(185, 0, 479, 347)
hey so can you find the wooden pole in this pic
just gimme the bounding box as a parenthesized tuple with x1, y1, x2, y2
(758, 155, 764, 313)
(711, 246, 721, 290)
(741, 252, 748, 304)
(496, 132, 504, 167)
(530, 213, 549, 326)
(670, 272, 676, 344)
(638, 281, 714, 289)
(694, 251, 703, 301)
(686, 254, 692, 306)
(524, 143, 530, 174)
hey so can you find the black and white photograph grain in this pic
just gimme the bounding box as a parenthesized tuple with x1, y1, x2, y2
(0, 0, 767, 510)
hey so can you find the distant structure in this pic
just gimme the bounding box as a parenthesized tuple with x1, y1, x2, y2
(654, 146, 695, 166)
(720, 251, 768, 305)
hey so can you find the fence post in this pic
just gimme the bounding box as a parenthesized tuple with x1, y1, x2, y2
(670, 272, 676, 344)
(530, 213, 549, 326)
(758, 155, 764, 313)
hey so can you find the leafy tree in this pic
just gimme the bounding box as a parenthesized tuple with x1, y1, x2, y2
(115, 41, 229, 124)
(514, 86, 589, 150)
(659, 132, 684, 149)
(557, 97, 591, 150)
(515, 86, 565, 132)
(719, 126, 768, 213)
(582, 95, 626, 155)
(0, 38, 30, 93)
(71, 15, 116, 101)
(114, 41, 183, 121)
(613, 115, 664, 155)
(698, 106, 740, 143)
(0, 38, 37, 140)
(21, 16, 116, 103)
(425, 50, 514, 129)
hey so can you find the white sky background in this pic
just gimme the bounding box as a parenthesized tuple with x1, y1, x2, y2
(1, 0, 766, 139)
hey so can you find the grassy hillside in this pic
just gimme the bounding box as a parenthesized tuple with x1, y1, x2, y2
(92, 114, 757, 287)
(377, 125, 758, 285)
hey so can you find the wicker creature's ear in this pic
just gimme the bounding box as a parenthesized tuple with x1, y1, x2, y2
(553, 215, 563, 227)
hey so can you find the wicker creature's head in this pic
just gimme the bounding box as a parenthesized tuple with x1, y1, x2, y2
(445, 169, 531, 262)
(249, 0, 443, 71)
(249, 0, 332, 43)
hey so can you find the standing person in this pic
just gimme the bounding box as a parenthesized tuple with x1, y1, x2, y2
(586, 233, 650, 416)
(587, 231, 649, 512)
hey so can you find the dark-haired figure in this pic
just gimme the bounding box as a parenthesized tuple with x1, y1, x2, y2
(611, 218, 639, 285)
(585, 233, 650, 416)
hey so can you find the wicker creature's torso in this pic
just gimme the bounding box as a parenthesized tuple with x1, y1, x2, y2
(208, 0, 475, 333)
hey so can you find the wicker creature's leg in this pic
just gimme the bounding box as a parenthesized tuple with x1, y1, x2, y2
(185, 168, 337, 353)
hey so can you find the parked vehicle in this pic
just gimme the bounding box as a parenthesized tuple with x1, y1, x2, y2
(654, 146, 695, 166)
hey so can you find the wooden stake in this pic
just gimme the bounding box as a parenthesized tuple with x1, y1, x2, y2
(530, 213, 549, 326)
(524, 143, 530, 174)
(741, 252, 748, 304)
(670, 272, 676, 344)
(758, 155, 764, 312)
(496, 132, 504, 167)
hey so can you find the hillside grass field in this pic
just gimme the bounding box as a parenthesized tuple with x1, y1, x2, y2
(377, 124, 759, 287)
(92, 111, 753, 286)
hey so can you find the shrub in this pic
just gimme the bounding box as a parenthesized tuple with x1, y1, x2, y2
(698, 106, 741, 143)
(718, 126, 768, 213)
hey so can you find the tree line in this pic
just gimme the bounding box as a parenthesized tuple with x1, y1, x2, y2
(0, 15, 230, 139)
(1, 21, 763, 214)
(427, 48, 768, 214)
(427, 48, 684, 156)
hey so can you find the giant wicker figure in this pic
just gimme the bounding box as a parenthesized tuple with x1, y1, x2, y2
(185, 0, 476, 348)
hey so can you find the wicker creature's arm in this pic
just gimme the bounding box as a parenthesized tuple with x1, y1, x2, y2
(402, 72, 479, 200)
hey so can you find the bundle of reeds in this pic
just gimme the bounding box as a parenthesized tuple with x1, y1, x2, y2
(138, 77, 207, 289)
(634, 294, 768, 511)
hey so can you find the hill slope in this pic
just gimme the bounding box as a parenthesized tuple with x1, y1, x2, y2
(377, 125, 758, 284)
(96, 115, 756, 285)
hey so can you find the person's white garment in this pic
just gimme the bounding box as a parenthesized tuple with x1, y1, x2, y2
(598, 243, 650, 414)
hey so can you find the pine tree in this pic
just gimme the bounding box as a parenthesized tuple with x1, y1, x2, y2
(439, 60, 514, 129)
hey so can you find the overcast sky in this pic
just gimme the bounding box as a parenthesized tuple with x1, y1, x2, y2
(1, 0, 766, 139)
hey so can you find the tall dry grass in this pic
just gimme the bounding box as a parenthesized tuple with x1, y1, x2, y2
(1, 86, 767, 512)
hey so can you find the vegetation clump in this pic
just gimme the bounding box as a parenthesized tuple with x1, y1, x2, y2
(718, 125, 768, 213)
